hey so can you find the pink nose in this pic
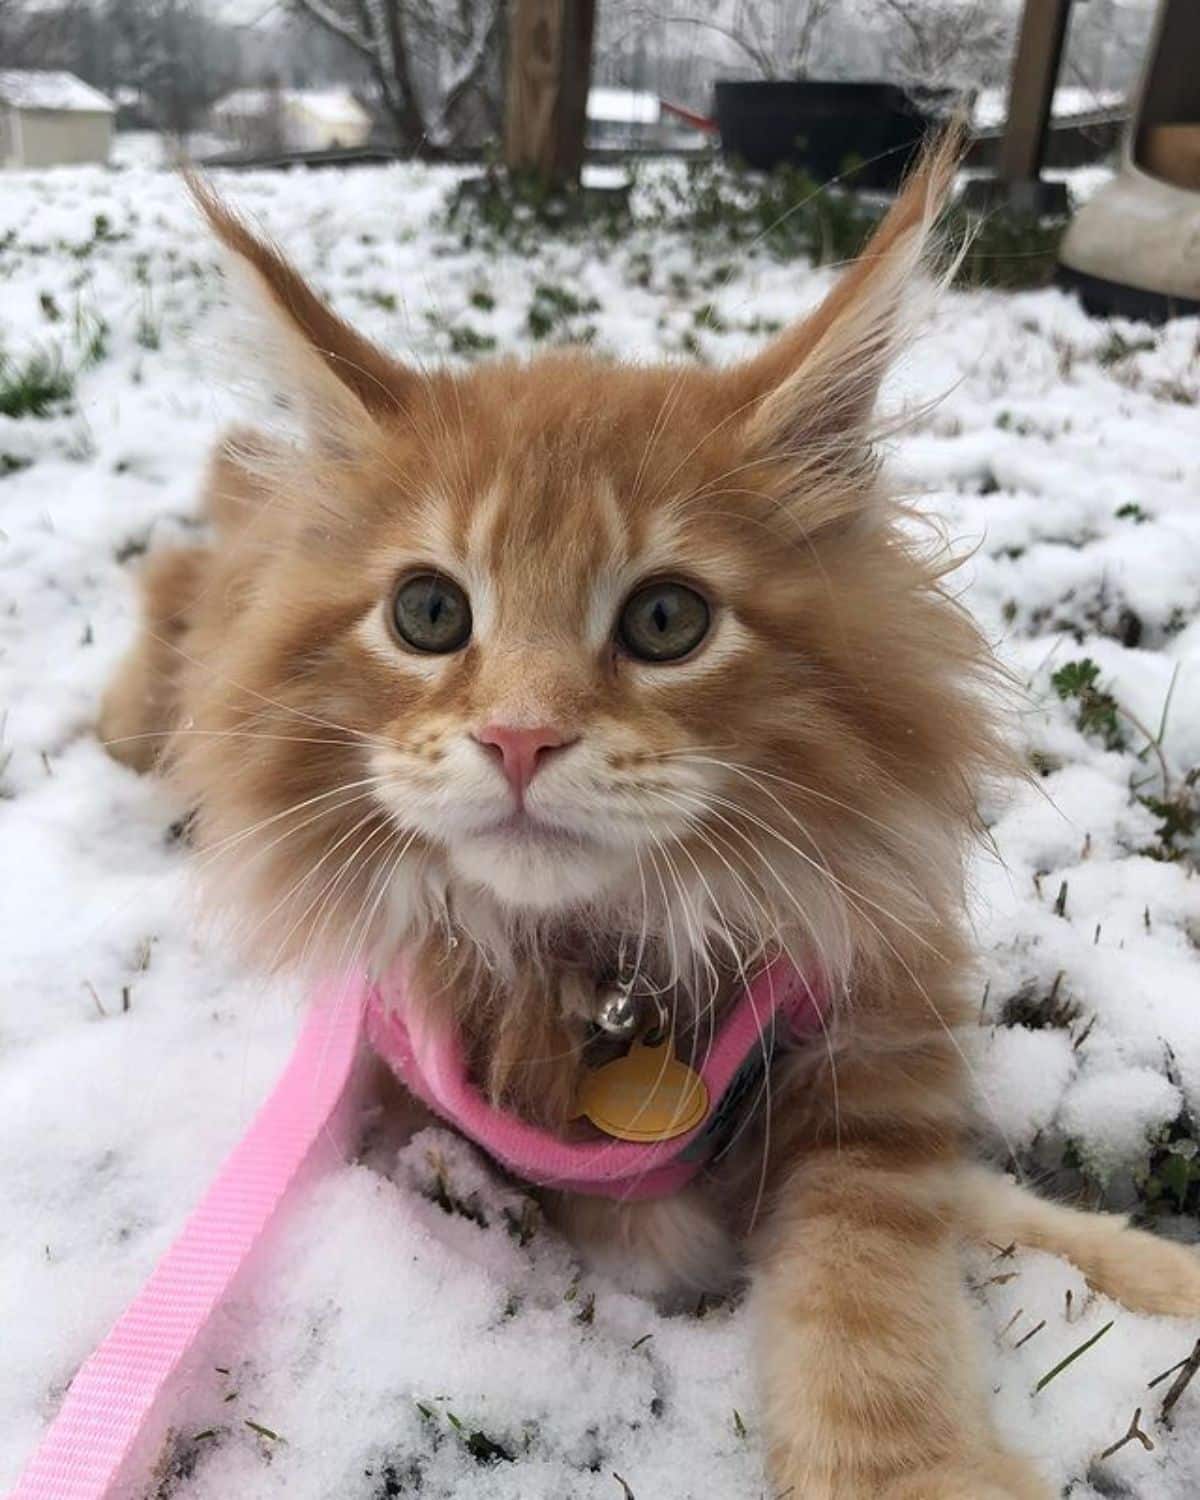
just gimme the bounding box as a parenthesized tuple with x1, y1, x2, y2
(474, 724, 575, 800)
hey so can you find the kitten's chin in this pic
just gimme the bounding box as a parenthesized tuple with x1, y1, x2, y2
(447, 831, 631, 910)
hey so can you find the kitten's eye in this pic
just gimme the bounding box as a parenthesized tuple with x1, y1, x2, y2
(391, 573, 472, 654)
(618, 581, 710, 663)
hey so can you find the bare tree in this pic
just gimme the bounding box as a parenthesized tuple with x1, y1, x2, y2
(598, 0, 1033, 102)
(287, 0, 503, 148)
(628, 0, 834, 81)
(0, 0, 34, 61)
(875, 0, 1016, 89)
(0, 0, 97, 73)
(104, 0, 186, 133)
(412, 0, 505, 141)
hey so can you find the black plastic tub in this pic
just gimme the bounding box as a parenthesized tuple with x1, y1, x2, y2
(714, 80, 944, 188)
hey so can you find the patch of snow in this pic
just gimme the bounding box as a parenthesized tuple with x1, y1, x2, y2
(109, 130, 236, 170)
(973, 83, 1128, 132)
(580, 163, 631, 190)
(1060, 1069, 1184, 1183)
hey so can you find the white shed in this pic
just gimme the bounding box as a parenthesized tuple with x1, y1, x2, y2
(209, 88, 372, 153)
(0, 70, 115, 168)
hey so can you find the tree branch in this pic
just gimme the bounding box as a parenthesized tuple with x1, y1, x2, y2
(633, 6, 773, 80)
(436, 1, 500, 136)
(290, 0, 375, 60)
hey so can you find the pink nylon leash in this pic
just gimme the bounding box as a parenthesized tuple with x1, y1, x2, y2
(10, 961, 817, 1497)
(9, 981, 367, 1500)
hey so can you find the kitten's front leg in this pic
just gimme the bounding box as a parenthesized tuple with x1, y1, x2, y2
(751, 1147, 1051, 1500)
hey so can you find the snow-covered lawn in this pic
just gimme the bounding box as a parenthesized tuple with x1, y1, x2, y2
(2, 156, 1199, 1499)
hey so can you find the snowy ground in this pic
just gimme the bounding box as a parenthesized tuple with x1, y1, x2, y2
(1, 153, 1199, 1499)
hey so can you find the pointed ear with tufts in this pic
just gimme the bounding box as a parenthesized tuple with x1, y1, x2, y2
(733, 127, 963, 503)
(187, 173, 417, 447)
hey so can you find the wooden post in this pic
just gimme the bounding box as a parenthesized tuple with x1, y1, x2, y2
(504, 0, 596, 189)
(997, 0, 1075, 185)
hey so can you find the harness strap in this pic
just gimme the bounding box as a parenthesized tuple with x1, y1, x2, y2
(9, 981, 366, 1500)
(369, 956, 821, 1199)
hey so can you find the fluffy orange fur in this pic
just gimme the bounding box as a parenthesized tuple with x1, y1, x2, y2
(100, 138, 1200, 1497)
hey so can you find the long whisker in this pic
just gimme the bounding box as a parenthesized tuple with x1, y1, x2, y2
(650, 792, 846, 1210)
(643, 789, 848, 1231)
(691, 786, 938, 962)
(267, 810, 396, 975)
(652, 750, 934, 856)
(331, 822, 421, 985)
(102, 727, 392, 754)
(643, 789, 808, 1185)
(188, 777, 389, 878)
(138, 622, 397, 753)
(662, 786, 846, 969)
(630, 367, 689, 504)
(648, 783, 872, 1169)
(573, 832, 705, 1166)
(655, 820, 770, 1172)
(661, 786, 1022, 1174)
(642, 835, 682, 993)
(642, 388, 772, 512)
(651, 828, 717, 1006)
(228, 807, 383, 965)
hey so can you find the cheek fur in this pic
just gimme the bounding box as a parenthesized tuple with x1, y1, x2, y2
(356, 606, 450, 684)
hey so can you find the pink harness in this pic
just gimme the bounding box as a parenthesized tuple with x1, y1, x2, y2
(10, 958, 822, 1498)
(370, 956, 823, 1199)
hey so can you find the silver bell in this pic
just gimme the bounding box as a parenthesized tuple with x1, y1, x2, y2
(594, 983, 641, 1039)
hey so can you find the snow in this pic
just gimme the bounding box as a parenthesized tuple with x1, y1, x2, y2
(109, 130, 236, 170)
(0, 70, 116, 115)
(973, 83, 1128, 132)
(1, 156, 1199, 1498)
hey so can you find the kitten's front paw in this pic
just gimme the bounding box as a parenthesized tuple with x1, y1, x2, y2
(1084, 1225, 1200, 1316)
(767, 1449, 1051, 1500)
(880, 1452, 1052, 1500)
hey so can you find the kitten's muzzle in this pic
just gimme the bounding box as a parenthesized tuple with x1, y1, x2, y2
(472, 723, 579, 806)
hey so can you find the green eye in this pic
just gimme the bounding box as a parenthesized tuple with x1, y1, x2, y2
(618, 581, 711, 663)
(392, 573, 472, 654)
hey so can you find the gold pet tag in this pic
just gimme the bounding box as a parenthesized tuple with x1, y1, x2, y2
(575, 1037, 709, 1143)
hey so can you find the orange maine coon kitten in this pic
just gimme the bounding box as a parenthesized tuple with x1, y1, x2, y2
(101, 139, 1200, 1498)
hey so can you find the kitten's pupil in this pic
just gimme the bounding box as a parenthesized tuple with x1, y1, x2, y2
(392, 573, 472, 654)
(618, 581, 710, 663)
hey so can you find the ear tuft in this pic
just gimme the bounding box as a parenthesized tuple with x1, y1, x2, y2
(736, 125, 964, 471)
(186, 171, 413, 424)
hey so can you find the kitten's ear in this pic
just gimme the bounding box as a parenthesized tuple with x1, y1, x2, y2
(735, 127, 962, 480)
(187, 174, 415, 440)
